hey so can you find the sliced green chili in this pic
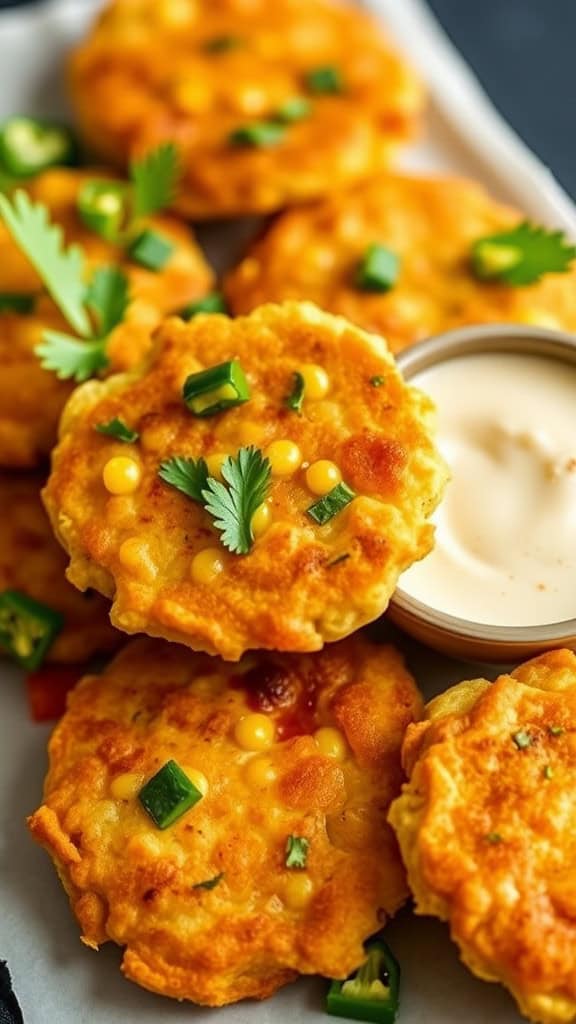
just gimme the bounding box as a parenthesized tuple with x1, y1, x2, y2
(327, 939, 400, 1023)
(180, 292, 228, 318)
(308, 482, 356, 525)
(0, 589, 63, 670)
(128, 229, 174, 270)
(183, 359, 250, 417)
(77, 180, 130, 241)
(229, 123, 286, 148)
(355, 245, 400, 292)
(0, 117, 77, 177)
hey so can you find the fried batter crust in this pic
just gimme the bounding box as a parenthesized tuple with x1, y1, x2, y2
(69, 0, 424, 219)
(0, 168, 213, 468)
(29, 635, 421, 1005)
(225, 174, 576, 352)
(0, 473, 118, 663)
(389, 649, 576, 1024)
(42, 302, 447, 659)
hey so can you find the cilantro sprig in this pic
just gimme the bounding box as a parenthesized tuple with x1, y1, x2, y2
(285, 835, 310, 869)
(472, 221, 576, 285)
(96, 417, 139, 443)
(0, 190, 130, 381)
(159, 446, 271, 555)
(131, 143, 180, 219)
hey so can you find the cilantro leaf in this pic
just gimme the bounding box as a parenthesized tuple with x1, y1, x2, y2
(202, 446, 271, 555)
(131, 143, 180, 219)
(85, 266, 130, 337)
(285, 835, 310, 869)
(472, 221, 576, 285)
(284, 371, 305, 414)
(36, 331, 108, 382)
(158, 456, 210, 503)
(193, 872, 224, 891)
(0, 190, 90, 336)
(95, 418, 139, 443)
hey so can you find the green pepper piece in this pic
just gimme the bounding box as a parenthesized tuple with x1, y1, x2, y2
(355, 245, 400, 293)
(77, 180, 130, 242)
(180, 292, 228, 318)
(128, 229, 175, 271)
(229, 123, 286, 148)
(305, 66, 343, 95)
(307, 482, 355, 525)
(183, 359, 250, 417)
(138, 759, 203, 829)
(0, 589, 63, 670)
(0, 117, 77, 177)
(327, 940, 400, 1023)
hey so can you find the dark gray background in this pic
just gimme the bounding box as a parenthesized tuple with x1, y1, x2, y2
(0, 0, 574, 197)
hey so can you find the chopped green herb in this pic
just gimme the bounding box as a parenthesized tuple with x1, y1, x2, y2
(229, 122, 286, 148)
(128, 229, 174, 271)
(543, 765, 554, 780)
(183, 359, 250, 417)
(193, 872, 224, 890)
(549, 725, 564, 736)
(512, 730, 533, 750)
(327, 939, 400, 1023)
(203, 34, 242, 53)
(285, 835, 309, 869)
(305, 65, 343, 95)
(275, 97, 312, 123)
(131, 142, 179, 219)
(36, 333, 109, 382)
(0, 589, 63, 670)
(284, 371, 305, 414)
(0, 292, 35, 314)
(158, 455, 209, 503)
(202, 446, 272, 555)
(85, 265, 130, 337)
(0, 117, 77, 177)
(356, 245, 400, 292)
(138, 759, 203, 830)
(307, 482, 355, 525)
(180, 292, 228, 319)
(77, 180, 130, 241)
(471, 222, 576, 285)
(484, 831, 503, 845)
(326, 553, 351, 569)
(96, 418, 139, 444)
(370, 375, 386, 388)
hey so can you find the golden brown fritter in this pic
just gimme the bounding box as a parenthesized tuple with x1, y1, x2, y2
(0, 473, 119, 664)
(69, 0, 423, 219)
(388, 649, 576, 1024)
(42, 302, 448, 660)
(225, 174, 576, 352)
(29, 635, 421, 1006)
(0, 168, 213, 468)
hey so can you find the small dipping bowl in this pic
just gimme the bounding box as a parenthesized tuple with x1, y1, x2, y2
(390, 324, 576, 663)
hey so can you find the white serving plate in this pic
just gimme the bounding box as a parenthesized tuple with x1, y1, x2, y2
(1, 2, 575, 1022)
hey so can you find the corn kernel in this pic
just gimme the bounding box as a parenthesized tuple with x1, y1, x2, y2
(103, 456, 141, 495)
(172, 79, 210, 114)
(314, 727, 348, 762)
(284, 873, 313, 909)
(235, 713, 275, 751)
(191, 548, 225, 584)
(118, 537, 158, 582)
(110, 772, 144, 801)
(265, 439, 302, 477)
(205, 452, 228, 480)
(299, 363, 330, 399)
(181, 768, 209, 797)
(305, 460, 342, 496)
(244, 757, 277, 788)
(251, 502, 271, 538)
(519, 309, 562, 330)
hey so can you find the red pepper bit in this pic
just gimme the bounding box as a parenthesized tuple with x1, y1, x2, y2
(25, 665, 83, 722)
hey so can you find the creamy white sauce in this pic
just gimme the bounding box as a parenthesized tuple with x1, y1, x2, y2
(401, 351, 576, 626)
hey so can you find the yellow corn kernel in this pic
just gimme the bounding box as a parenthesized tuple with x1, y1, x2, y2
(156, 0, 195, 27)
(110, 772, 144, 801)
(299, 363, 330, 399)
(244, 757, 277, 788)
(235, 713, 275, 751)
(265, 439, 302, 477)
(103, 456, 141, 495)
(284, 873, 313, 909)
(191, 548, 225, 585)
(172, 78, 210, 114)
(182, 768, 209, 797)
(236, 421, 266, 446)
(118, 537, 158, 582)
(519, 309, 562, 330)
(251, 502, 271, 538)
(314, 727, 348, 762)
(305, 460, 342, 496)
(205, 452, 228, 480)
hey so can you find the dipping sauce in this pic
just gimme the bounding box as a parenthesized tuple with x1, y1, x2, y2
(400, 351, 576, 626)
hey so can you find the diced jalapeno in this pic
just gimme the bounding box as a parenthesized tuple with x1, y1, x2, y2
(327, 940, 400, 1023)
(305, 66, 343, 95)
(77, 180, 130, 241)
(183, 360, 250, 417)
(229, 123, 286, 148)
(0, 590, 63, 670)
(128, 229, 175, 270)
(275, 97, 312, 124)
(0, 293, 35, 314)
(307, 482, 355, 525)
(138, 759, 203, 829)
(355, 245, 400, 292)
(0, 117, 77, 177)
(180, 292, 228, 318)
